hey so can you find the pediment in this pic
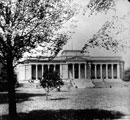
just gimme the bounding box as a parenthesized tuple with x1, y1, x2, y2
(66, 56, 87, 62)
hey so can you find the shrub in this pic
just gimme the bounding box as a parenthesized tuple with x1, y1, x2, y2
(40, 70, 64, 100)
(123, 68, 130, 82)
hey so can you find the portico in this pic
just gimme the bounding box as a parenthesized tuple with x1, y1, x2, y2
(29, 62, 121, 80)
(17, 50, 124, 83)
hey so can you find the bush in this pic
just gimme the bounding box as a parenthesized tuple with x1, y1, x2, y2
(40, 70, 64, 100)
(123, 68, 130, 82)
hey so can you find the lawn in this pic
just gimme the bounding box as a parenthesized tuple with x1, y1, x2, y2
(0, 85, 130, 120)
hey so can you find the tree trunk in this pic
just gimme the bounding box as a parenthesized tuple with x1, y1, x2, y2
(7, 59, 17, 120)
(46, 89, 49, 100)
(46, 92, 48, 100)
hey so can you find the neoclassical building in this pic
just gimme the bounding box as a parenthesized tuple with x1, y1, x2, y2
(17, 50, 124, 86)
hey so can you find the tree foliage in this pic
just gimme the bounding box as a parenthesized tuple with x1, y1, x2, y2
(40, 70, 64, 100)
(82, 0, 130, 53)
(82, 17, 128, 53)
(84, 0, 115, 16)
(0, 0, 76, 66)
(123, 68, 130, 82)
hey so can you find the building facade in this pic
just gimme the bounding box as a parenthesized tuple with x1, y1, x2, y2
(17, 50, 124, 85)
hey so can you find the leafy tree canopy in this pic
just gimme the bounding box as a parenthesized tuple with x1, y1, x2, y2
(40, 70, 64, 99)
(84, 0, 115, 16)
(82, 16, 129, 53)
(82, 0, 130, 54)
(0, 0, 77, 66)
(41, 70, 63, 90)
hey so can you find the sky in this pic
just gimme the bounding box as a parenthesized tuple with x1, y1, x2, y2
(62, 0, 130, 69)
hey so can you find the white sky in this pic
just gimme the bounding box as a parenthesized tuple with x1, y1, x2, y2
(63, 0, 130, 69)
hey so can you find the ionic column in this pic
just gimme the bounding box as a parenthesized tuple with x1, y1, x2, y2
(48, 64, 50, 70)
(54, 64, 56, 71)
(42, 65, 44, 76)
(100, 64, 102, 79)
(73, 64, 74, 79)
(66, 64, 69, 79)
(79, 64, 81, 79)
(88, 63, 91, 79)
(111, 64, 114, 79)
(117, 64, 120, 79)
(30, 65, 32, 80)
(106, 64, 108, 79)
(123, 62, 125, 74)
(60, 64, 63, 77)
(24, 65, 26, 80)
(94, 64, 97, 79)
(36, 64, 38, 80)
(84, 63, 86, 79)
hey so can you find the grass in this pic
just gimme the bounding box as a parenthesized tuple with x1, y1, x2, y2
(0, 85, 130, 120)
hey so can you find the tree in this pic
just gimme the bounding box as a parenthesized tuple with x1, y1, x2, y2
(0, 0, 76, 119)
(40, 70, 64, 100)
(82, 18, 128, 53)
(82, 0, 130, 53)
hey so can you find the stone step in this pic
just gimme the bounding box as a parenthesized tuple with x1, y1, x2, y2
(20, 83, 40, 88)
(92, 79, 123, 83)
(72, 79, 95, 88)
(93, 82, 111, 88)
(93, 81, 130, 88)
(19, 79, 130, 89)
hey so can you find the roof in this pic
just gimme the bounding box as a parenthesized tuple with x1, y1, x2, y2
(21, 50, 124, 63)
(61, 50, 84, 56)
